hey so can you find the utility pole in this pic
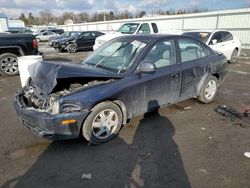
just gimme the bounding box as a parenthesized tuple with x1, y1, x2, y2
(103, 12, 106, 21)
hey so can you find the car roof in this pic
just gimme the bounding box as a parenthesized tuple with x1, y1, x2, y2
(116, 34, 185, 41)
(183, 30, 230, 33)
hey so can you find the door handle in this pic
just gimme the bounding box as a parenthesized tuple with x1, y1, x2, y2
(171, 73, 179, 79)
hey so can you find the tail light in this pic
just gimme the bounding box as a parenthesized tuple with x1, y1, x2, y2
(32, 39, 38, 49)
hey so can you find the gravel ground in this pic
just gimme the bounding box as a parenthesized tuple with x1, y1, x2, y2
(0, 43, 250, 188)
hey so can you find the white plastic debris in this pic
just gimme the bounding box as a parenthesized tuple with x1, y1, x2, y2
(184, 107, 191, 110)
(201, 127, 206, 130)
(81, 173, 92, 180)
(244, 152, 250, 158)
(18, 55, 43, 87)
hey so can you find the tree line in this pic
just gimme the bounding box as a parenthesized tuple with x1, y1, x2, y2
(17, 8, 208, 26)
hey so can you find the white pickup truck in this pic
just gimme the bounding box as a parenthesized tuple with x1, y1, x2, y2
(93, 22, 159, 50)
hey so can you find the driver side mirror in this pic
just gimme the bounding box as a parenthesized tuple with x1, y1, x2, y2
(137, 61, 156, 73)
(211, 39, 217, 45)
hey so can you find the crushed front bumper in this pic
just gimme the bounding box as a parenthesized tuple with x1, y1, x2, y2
(13, 92, 90, 140)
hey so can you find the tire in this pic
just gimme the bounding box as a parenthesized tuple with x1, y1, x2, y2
(82, 102, 123, 144)
(229, 48, 238, 64)
(197, 76, 218, 104)
(66, 43, 77, 53)
(0, 53, 19, 76)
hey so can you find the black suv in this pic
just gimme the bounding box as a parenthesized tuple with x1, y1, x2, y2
(0, 34, 39, 76)
(56, 31, 105, 53)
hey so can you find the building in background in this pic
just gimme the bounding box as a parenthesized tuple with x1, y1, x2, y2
(0, 12, 8, 32)
(64, 19, 74, 25)
(8, 20, 25, 28)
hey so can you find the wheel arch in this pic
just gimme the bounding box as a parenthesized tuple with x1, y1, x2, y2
(90, 100, 127, 125)
(0, 47, 23, 56)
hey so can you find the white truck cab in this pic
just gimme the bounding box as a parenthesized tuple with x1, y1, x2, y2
(93, 22, 159, 50)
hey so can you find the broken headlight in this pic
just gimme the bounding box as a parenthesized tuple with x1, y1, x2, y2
(60, 103, 82, 114)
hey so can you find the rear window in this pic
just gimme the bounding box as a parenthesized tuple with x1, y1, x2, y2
(183, 32, 212, 43)
(151, 23, 159, 33)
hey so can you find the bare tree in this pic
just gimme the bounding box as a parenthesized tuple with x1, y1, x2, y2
(39, 9, 55, 25)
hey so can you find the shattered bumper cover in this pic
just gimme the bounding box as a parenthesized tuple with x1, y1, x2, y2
(13, 93, 90, 140)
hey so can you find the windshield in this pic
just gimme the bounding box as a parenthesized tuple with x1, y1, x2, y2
(83, 39, 147, 74)
(183, 32, 212, 43)
(117, 23, 140, 34)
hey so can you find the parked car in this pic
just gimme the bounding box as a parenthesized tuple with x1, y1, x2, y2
(36, 30, 59, 42)
(93, 22, 159, 50)
(56, 31, 105, 53)
(0, 34, 39, 76)
(35, 28, 64, 35)
(7, 27, 33, 34)
(182, 30, 241, 63)
(48, 31, 79, 47)
(14, 34, 228, 144)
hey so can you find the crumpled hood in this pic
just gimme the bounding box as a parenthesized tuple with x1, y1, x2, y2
(28, 61, 120, 94)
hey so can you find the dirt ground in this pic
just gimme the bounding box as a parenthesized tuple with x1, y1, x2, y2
(0, 43, 250, 188)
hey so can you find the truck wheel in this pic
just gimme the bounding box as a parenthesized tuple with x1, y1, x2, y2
(67, 43, 77, 53)
(229, 48, 238, 64)
(82, 102, 123, 144)
(197, 76, 218, 104)
(0, 53, 19, 76)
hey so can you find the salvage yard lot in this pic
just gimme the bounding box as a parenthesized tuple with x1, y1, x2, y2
(0, 43, 250, 188)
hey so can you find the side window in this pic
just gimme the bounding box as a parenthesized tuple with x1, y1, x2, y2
(143, 40, 176, 68)
(178, 39, 206, 62)
(80, 32, 91, 38)
(48, 31, 53, 35)
(222, 31, 233, 42)
(138, 23, 151, 34)
(210, 32, 223, 44)
(151, 23, 159, 33)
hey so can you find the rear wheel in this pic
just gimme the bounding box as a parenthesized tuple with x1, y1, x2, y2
(82, 102, 123, 144)
(66, 43, 77, 53)
(0, 53, 19, 76)
(198, 76, 218, 103)
(230, 48, 238, 64)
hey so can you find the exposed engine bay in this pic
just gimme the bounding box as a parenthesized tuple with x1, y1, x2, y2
(21, 78, 115, 114)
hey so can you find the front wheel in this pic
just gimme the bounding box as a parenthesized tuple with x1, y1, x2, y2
(197, 76, 218, 104)
(66, 43, 77, 53)
(82, 102, 123, 144)
(0, 53, 19, 76)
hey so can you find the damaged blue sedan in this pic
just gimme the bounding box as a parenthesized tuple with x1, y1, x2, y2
(14, 34, 228, 144)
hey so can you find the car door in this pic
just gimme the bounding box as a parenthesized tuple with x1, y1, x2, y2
(137, 23, 151, 34)
(77, 32, 93, 49)
(46, 31, 55, 41)
(128, 39, 182, 115)
(177, 38, 211, 100)
(40, 32, 48, 41)
(208, 32, 225, 54)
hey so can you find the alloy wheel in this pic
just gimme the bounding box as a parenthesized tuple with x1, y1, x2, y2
(204, 80, 217, 100)
(92, 109, 119, 140)
(0, 56, 18, 75)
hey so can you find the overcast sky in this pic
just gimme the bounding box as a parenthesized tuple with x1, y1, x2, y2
(0, 0, 250, 18)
